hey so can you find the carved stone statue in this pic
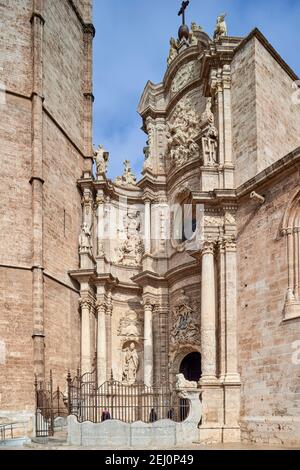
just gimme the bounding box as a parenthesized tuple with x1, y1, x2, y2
(79, 222, 92, 254)
(94, 144, 109, 178)
(115, 160, 137, 187)
(200, 97, 218, 166)
(167, 37, 179, 66)
(122, 342, 139, 385)
(214, 14, 227, 40)
(176, 373, 198, 389)
(116, 209, 144, 266)
(189, 22, 202, 46)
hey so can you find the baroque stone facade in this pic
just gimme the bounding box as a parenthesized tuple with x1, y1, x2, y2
(1, 3, 300, 448)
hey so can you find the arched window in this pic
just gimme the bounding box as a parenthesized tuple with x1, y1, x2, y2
(282, 190, 300, 320)
(172, 192, 199, 247)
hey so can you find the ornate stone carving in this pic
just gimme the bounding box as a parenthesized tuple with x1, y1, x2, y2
(166, 98, 200, 167)
(171, 62, 197, 94)
(115, 160, 137, 188)
(167, 37, 179, 66)
(116, 209, 144, 266)
(118, 310, 142, 341)
(122, 342, 139, 385)
(214, 14, 227, 40)
(79, 222, 92, 254)
(170, 290, 200, 349)
(94, 144, 109, 179)
(176, 373, 198, 389)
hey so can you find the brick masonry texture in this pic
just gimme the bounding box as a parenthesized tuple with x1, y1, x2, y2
(0, 0, 92, 416)
(237, 168, 300, 444)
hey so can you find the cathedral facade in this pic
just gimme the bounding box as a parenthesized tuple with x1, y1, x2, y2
(1, 1, 300, 446)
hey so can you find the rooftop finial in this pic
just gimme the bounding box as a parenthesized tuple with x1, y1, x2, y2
(177, 1, 190, 41)
(178, 1, 189, 26)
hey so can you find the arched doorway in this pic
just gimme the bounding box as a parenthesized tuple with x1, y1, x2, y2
(179, 352, 201, 382)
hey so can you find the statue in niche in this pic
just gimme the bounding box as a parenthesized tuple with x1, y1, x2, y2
(79, 222, 92, 254)
(214, 14, 227, 40)
(200, 97, 218, 166)
(167, 37, 179, 66)
(122, 342, 139, 385)
(94, 144, 109, 178)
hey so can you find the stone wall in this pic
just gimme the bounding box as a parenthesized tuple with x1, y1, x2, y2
(232, 33, 300, 186)
(0, 0, 92, 417)
(237, 167, 300, 445)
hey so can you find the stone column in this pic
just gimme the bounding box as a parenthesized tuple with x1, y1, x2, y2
(143, 301, 154, 386)
(80, 297, 92, 374)
(286, 228, 295, 300)
(144, 197, 152, 254)
(96, 301, 107, 386)
(224, 239, 240, 383)
(200, 240, 217, 383)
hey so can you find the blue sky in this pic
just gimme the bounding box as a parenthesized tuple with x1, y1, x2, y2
(93, 0, 300, 180)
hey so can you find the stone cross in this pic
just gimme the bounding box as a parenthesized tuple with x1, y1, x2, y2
(178, 1, 190, 26)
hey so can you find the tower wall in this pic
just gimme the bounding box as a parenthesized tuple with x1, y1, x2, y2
(0, 0, 94, 420)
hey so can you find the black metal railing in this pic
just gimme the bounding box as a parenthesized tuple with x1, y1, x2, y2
(67, 371, 189, 424)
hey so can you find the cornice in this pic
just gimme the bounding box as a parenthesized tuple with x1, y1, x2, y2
(236, 147, 300, 199)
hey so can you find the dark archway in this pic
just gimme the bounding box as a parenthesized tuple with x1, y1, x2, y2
(179, 352, 201, 382)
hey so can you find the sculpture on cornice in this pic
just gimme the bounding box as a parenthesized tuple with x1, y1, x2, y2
(213, 13, 227, 40)
(115, 160, 137, 187)
(79, 222, 92, 254)
(94, 144, 109, 179)
(122, 342, 139, 385)
(189, 22, 202, 46)
(170, 290, 200, 348)
(167, 37, 179, 66)
(166, 98, 200, 167)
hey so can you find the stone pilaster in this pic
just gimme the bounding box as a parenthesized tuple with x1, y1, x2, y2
(143, 300, 154, 386)
(200, 240, 217, 383)
(82, 22, 95, 178)
(143, 195, 152, 255)
(96, 191, 105, 258)
(31, 0, 45, 380)
(96, 300, 107, 386)
(79, 296, 93, 374)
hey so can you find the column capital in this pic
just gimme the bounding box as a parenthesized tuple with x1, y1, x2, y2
(142, 298, 156, 311)
(142, 191, 154, 204)
(79, 296, 92, 310)
(201, 239, 215, 256)
(95, 300, 106, 314)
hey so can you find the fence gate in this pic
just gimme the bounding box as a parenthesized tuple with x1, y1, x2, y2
(35, 371, 67, 438)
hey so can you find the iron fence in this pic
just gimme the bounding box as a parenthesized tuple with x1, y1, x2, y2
(67, 370, 189, 424)
(35, 371, 68, 437)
